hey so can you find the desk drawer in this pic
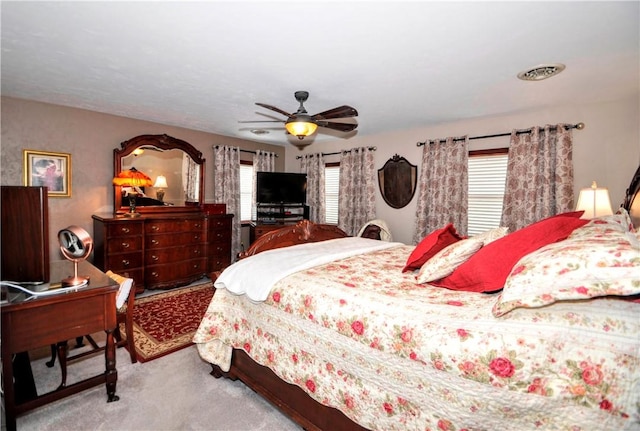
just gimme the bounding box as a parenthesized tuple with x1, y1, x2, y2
(106, 222, 143, 238)
(146, 244, 205, 264)
(146, 232, 204, 249)
(106, 236, 143, 254)
(146, 258, 206, 284)
(145, 218, 204, 234)
(106, 251, 143, 272)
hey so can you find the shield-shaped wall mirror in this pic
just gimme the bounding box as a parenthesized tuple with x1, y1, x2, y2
(378, 154, 417, 209)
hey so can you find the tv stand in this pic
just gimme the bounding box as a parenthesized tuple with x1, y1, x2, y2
(251, 203, 309, 244)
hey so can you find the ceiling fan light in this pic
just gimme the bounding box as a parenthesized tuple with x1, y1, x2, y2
(285, 118, 318, 139)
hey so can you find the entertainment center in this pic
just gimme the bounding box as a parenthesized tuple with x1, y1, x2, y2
(250, 171, 309, 243)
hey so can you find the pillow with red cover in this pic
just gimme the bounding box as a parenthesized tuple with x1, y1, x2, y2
(431, 212, 588, 292)
(403, 223, 463, 272)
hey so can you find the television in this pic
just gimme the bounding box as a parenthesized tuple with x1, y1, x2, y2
(256, 172, 307, 205)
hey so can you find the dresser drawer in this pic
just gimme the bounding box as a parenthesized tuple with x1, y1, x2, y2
(146, 258, 206, 283)
(146, 231, 205, 249)
(105, 251, 144, 271)
(146, 244, 206, 264)
(145, 218, 205, 234)
(106, 236, 143, 254)
(106, 222, 143, 238)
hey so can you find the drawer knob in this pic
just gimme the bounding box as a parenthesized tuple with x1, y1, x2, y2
(122, 259, 130, 266)
(152, 255, 159, 261)
(194, 249, 200, 255)
(122, 242, 130, 248)
(151, 239, 159, 245)
(151, 271, 159, 278)
(121, 227, 130, 234)
(151, 225, 159, 231)
(194, 235, 200, 240)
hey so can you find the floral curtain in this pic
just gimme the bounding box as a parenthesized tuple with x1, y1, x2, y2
(182, 153, 200, 202)
(413, 137, 468, 243)
(501, 124, 574, 232)
(338, 147, 376, 235)
(252, 150, 276, 220)
(300, 153, 325, 223)
(213, 145, 241, 260)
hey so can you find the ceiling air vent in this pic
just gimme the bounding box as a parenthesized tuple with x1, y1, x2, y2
(517, 63, 565, 81)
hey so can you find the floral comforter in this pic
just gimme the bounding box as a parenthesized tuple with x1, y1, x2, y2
(194, 244, 640, 431)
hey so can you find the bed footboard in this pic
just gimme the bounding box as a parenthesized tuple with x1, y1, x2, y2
(210, 349, 368, 431)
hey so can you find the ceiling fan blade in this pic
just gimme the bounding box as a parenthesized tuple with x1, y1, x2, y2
(238, 120, 284, 123)
(317, 121, 358, 132)
(312, 105, 358, 120)
(255, 103, 292, 118)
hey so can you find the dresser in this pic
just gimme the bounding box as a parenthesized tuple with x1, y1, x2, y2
(92, 212, 232, 291)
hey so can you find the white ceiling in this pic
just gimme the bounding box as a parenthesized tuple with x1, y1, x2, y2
(2, 1, 639, 147)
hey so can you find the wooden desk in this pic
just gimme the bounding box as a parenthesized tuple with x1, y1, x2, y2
(1, 260, 119, 431)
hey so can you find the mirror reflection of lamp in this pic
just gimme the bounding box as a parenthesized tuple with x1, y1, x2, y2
(112, 167, 153, 217)
(575, 181, 614, 219)
(153, 175, 168, 202)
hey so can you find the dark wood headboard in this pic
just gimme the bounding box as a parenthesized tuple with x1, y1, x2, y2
(239, 220, 348, 259)
(623, 164, 640, 227)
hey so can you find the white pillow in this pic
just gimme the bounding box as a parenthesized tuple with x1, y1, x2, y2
(416, 237, 484, 283)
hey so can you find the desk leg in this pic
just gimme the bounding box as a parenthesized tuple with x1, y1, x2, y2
(104, 328, 119, 402)
(56, 341, 69, 389)
(2, 350, 17, 431)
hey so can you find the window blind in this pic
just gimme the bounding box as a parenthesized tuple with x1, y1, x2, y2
(324, 165, 340, 224)
(239, 164, 253, 221)
(467, 154, 508, 236)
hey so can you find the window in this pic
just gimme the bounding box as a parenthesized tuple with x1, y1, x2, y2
(239, 163, 253, 222)
(325, 164, 340, 224)
(467, 150, 509, 236)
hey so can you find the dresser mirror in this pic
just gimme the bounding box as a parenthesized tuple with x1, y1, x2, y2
(114, 134, 205, 214)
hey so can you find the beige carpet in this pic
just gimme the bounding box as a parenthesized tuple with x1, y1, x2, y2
(5, 344, 300, 430)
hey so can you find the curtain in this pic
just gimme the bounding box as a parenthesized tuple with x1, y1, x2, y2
(252, 150, 276, 220)
(501, 124, 574, 231)
(182, 154, 200, 202)
(413, 137, 468, 243)
(338, 147, 376, 235)
(300, 153, 325, 223)
(213, 145, 242, 260)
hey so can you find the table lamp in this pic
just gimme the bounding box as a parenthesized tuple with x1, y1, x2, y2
(575, 181, 613, 219)
(113, 167, 153, 217)
(153, 175, 168, 202)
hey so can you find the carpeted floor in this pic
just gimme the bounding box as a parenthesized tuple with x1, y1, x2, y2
(5, 345, 300, 431)
(128, 282, 215, 362)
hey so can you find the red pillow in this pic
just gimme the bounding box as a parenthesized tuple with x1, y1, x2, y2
(432, 212, 588, 292)
(403, 223, 463, 272)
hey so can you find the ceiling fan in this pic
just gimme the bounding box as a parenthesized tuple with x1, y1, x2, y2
(241, 91, 358, 143)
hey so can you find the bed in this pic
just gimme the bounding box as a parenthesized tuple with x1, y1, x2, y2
(194, 171, 640, 431)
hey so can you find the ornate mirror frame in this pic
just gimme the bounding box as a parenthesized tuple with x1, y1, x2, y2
(377, 154, 417, 209)
(113, 134, 205, 215)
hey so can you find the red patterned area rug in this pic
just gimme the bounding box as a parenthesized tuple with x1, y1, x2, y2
(123, 282, 214, 363)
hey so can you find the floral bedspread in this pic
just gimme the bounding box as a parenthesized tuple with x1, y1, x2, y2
(194, 244, 640, 431)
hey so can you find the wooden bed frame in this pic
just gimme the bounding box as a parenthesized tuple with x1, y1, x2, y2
(210, 220, 366, 431)
(208, 168, 640, 431)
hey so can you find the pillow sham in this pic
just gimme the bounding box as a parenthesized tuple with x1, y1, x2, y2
(416, 236, 484, 283)
(569, 208, 635, 240)
(473, 226, 509, 244)
(432, 212, 588, 293)
(493, 229, 640, 316)
(403, 223, 463, 272)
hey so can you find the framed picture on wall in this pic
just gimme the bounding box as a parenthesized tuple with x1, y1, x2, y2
(23, 149, 72, 197)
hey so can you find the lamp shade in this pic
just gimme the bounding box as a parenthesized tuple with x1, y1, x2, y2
(112, 167, 153, 188)
(153, 175, 168, 189)
(575, 181, 613, 219)
(285, 116, 318, 140)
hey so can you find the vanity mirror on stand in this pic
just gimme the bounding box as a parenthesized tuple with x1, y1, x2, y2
(93, 134, 233, 291)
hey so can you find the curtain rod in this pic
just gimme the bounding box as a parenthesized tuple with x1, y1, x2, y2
(416, 122, 585, 147)
(296, 146, 377, 159)
(213, 145, 278, 157)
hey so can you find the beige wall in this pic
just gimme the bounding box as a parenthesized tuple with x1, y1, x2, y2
(1, 96, 285, 258)
(285, 96, 640, 244)
(2, 96, 638, 253)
